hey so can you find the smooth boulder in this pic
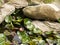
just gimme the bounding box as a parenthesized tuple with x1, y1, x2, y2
(23, 4, 60, 21)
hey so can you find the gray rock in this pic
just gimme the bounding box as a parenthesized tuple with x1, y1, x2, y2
(44, 21, 60, 32)
(23, 4, 60, 21)
(8, 0, 28, 8)
(32, 20, 60, 32)
(0, 3, 15, 24)
(32, 20, 51, 32)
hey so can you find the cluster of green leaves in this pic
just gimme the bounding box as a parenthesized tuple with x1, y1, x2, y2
(5, 10, 23, 29)
(5, 16, 14, 29)
(0, 8, 60, 45)
(17, 31, 30, 43)
(24, 18, 42, 34)
(0, 34, 10, 45)
(23, 18, 60, 45)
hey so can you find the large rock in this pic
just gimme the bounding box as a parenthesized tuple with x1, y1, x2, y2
(44, 21, 60, 32)
(8, 0, 28, 8)
(32, 20, 60, 32)
(32, 21, 51, 32)
(23, 4, 60, 21)
(0, 4, 15, 23)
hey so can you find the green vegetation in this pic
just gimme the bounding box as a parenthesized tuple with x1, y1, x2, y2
(0, 8, 59, 45)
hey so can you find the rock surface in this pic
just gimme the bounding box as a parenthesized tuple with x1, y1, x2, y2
(23, 4, 60, 21)
(0, 4, 15, 23)
(32, 20, 60, 32)
(44, 21, 60, 32)
(28, 0, 44, 5)
(8, 0, 28, 8)
(32, 20, 51, 32)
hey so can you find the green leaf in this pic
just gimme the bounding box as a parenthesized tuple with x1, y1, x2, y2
(33, 28, 42, 34)
(57, 39, 60, 45)
(29, 41, 36, 45)
(38, 40, 45, 45)
(5, 23, 14, 29)
(0, 34, 10, 45)
(4, 30, 11, 36)
(54, 34, 60, 39)
(24, 18, 31, 25)
(4, 41, 10, 45)
(5, 16, 12, 23)
(16, 17, 23, 22)
(45, 31, 53, 35)
(17, 31, 30, 43)
(0, 34, 6, 43)
(13, 21, 21, 25)
(24, 18, 35, 31)
(26, 24, 35, 31)
(0, 41, 10, 45)
(58, 19, 60, 23)
(12, 17, 22, 25)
